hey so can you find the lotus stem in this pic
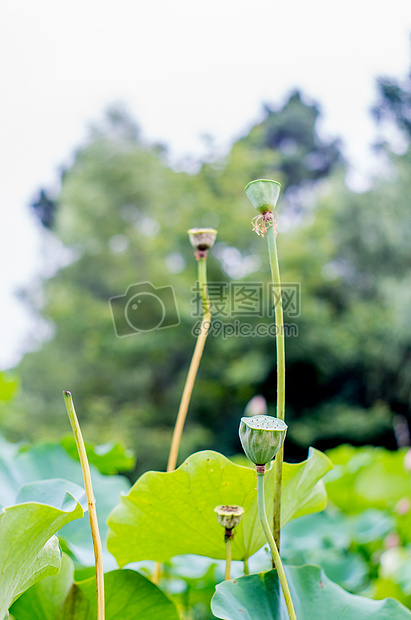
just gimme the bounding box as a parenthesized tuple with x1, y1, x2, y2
(63, 391, 105, 620)
(225, 535, 232, 581)
(266, 222, 286, 551)
(152, 254, 211, 584)
(256, 467, 296, 620)
(167, 255, 211, 471)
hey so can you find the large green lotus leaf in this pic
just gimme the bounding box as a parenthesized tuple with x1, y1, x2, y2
(211, 564, 411, 620)
(281, 449, 331, 524)
(280, 508, 393, 593)
(12, 536, 61, 603)
(107, 449, 332, 565)
(325, 445, 411, 513)
(0, 440, 130, 567)
(10, 553, 75, 619)
(281, 512, 369, 592)
(16, 479, 87, 511)
(0, 492, 82, 619)
(10, 555, 179, 620)
(73, 569, 180, 620)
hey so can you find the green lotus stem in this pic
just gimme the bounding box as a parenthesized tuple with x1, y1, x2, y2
(214, 505, 244, 583)
(166, 255, 211, 472)
(256, 468, 296, 620)
(243, 557, 249, 575)
(63, 391, 105, 620)
(153, 254, 211, 585)
(225, 536, 232, 580)
(266, 223, 285, 551)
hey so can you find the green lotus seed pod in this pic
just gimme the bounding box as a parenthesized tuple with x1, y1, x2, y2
(187, 228, 217, 253)
(214, 505, 245, 530)
(239, 415, 287, 465)
(244, 179, 281, 214)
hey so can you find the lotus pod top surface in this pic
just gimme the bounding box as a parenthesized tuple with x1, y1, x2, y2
(187, 228, 218, 251)
(239, 415, 287, 466)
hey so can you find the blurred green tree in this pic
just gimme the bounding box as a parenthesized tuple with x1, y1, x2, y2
(240, 90, 343, 188)
(5, 86, 411, 476)
(373, 61, 411, 140)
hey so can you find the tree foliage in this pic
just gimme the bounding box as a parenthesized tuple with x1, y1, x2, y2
(5, 84, 411, 475)
(373, 61, 411, 139)
(240, 90, 342, 188)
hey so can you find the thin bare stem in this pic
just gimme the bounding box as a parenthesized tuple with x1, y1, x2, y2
(152, 257, 211, 585)
(257, 469, 296, 620)
(266, 223, 285, 552)
(225, 537, 232, 581)
(63, 391, 105, 620)
(166, 256, 211, 472)
(243, 557, 249, 575)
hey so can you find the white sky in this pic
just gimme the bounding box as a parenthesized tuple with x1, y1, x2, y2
(0, 0, 411, 369)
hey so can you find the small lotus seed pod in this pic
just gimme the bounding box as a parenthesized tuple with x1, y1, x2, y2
(239, 415, 287, 466)
(187, 228, 217, 258)
(244, 179, 281, 214)
(214, 505, 245, 530)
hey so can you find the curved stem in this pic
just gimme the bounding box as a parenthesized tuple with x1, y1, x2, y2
(266, 224, 285, 551)
(225, 537, 232, 581)
(256, 470, 296, 620)
(152, 258, 211, 584)
(63, 391, 105, 620)
(167, 256, 211, 472)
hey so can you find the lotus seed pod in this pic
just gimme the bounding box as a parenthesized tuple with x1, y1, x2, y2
(187, 228, 217, 256)
(214, 505, 245, 530)
(244, 179, 281, 214)
(239, 415, 287, 465)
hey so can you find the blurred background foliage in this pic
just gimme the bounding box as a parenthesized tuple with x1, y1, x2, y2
(280, 444, 411, 609)
(3, 64, 411, 477)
